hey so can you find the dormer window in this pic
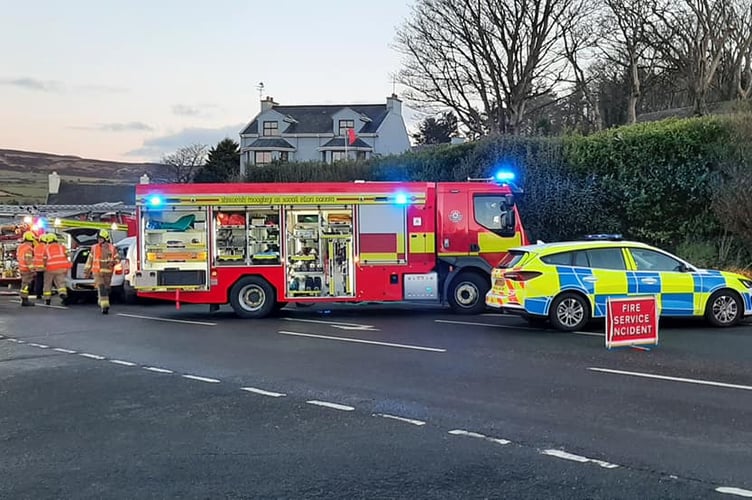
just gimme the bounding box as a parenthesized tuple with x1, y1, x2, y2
(338, 119, 355, 136)
(263, 121, 279, 136)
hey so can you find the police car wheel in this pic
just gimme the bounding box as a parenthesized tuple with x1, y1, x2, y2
(550, 292, 590, 331)
(705, 289, 742, 327)
(230, 276, 276, 319)
(448, 272, 490, 315)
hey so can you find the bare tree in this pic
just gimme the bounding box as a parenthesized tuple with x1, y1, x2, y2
(726, 0, 752, 100)
(162, 144, 209, 183)
(394, 0, 588, 136)
(647, 0, 734, 116)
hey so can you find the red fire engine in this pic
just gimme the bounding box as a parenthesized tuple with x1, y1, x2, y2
(133, 177, 528, 317)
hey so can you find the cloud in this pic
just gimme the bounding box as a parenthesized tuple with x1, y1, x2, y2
(77, 84, 128, 94)
(125, 123, 245, 160)
(0, 77, 62, 92)
(171, 103, 220, 117)
(70, 122, 154, 132)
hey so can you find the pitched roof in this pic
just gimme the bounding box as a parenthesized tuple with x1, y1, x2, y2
(47, 182, 136, 206)
(246, 138, 296, 150)
(241, 104, 389, 135)
(320, 138, 372, 149)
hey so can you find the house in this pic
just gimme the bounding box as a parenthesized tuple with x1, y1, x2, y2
(239, 94, 411, 173)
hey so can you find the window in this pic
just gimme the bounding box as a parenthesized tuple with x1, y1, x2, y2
(473, 195, 516, 237)
(497, 251, 528, 269)
(356, 151, 366, 161)
(573, 251, 589, 267)
(585, 248, 626, 270)
(254, 152, 272, 165)
(331, 151, 347, 162)
(630, 248, 686, 272)
(280, 151, 289, 162)
(338, 119, 355, 136)
(263, 121, 278, 136)
(541, 252, 573, 266)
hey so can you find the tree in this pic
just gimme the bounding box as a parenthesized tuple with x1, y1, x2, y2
(193, 138, 241, 183)
(411, 111, 459, 144)
(162, 144, 208, 183)
(394, 0, 587, 136)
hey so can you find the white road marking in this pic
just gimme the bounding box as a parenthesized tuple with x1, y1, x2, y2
(716, 486, 752, 497)
(116, 313, 217, 326)
(282, 317, 378, 331)
(435, 319, 601, 336)
(279, 330, 446, 353)
(0, 334, 4, 338)
(373, 413, 426, 426)
(182, 374, 221, 383)
(7, 338, 18, 342)
(36, 303, 68, 310)
(588, 367, 752, 392)
(16, 340, 26, 344)
(241, 387, 287, 398)
(79, 353, 105, 360)
(306, 400, 355, 411)
(28, 343, 50, 349)
(448, 429, 511, 445)
(541, 449, 619, 469)
(110, 360, 137, 367)
(144, 367, 173, 374)
(53, 347, 76, 354)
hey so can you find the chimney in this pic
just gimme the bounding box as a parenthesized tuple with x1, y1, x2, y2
(48, 171, 61, 194)
(386, 94, 402, 115)
(261, 96, 277, 113)
(139, 173, 150, 184)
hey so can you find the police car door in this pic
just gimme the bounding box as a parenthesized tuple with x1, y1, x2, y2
(627, 247, 695, 316)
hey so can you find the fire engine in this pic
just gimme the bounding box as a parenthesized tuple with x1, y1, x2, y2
(133, 175, 528, 318)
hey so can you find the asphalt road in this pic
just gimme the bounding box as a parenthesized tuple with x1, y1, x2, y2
(0, 295, 750, 499)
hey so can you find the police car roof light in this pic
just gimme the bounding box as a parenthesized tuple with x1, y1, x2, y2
(584, 233, 623, 241)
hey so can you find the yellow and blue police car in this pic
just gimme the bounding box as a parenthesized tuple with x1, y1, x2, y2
(485, 235, 752, 331)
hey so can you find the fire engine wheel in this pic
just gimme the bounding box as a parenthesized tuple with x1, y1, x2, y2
(229, 276, 276, 319)
(705, 289, 742, 327)
(448, 272, 490, 315)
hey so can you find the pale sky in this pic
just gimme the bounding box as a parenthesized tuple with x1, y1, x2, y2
(0, 0, 418, 162)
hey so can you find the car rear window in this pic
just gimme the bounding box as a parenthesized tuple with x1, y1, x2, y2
(497, 251, 528, 269)
(541, 251, 573, 266)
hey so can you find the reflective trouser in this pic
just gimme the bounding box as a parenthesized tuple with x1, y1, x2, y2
(94, 272, 113, 308)
(19, 271, 35, 300)
(43, 271, 67, 299)
(34, 271, 44, 299)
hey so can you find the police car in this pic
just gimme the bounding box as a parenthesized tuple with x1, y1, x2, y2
(485, 235, 752, 331)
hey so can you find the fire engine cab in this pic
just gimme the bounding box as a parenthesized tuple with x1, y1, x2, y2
(133, 177, 528, 318)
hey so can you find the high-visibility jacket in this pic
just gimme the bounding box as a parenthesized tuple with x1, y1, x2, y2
(17, 242, 35, 273)
(85, 242, 119, 274)
(33, 242, 47, 271)
(45, 242, 71, 272)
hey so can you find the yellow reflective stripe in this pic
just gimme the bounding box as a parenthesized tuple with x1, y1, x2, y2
(360, 252, 399, 261)
(409, 232, 435, 253)
(478, 232, 522, 253)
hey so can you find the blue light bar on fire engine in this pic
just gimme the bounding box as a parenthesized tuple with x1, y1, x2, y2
(148, 195, 163, 207)
(394, 192, 409, 205)
(495, 170, 515, 182)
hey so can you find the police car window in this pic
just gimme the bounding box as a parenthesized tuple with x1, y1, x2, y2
(630, 248, 684, 272)
(473, 195, 515, 237)
(585, 248, 626, 270)
(573, 251, 589, 267)
(541, 252, 573, 266)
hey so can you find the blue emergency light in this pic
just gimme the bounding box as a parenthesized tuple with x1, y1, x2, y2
(495, 170, 515, 182)
(394, 192, 408, 205)
(148, 195, 163, 207)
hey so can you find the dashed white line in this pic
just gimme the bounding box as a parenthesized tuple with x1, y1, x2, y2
(282, 317, 376, 329)
(241, 387, 287, 398)
(279, 330, 446, 353)
(53, 348, 76, 354)
(144, 366, 174, 374)
(374, 413, 426, 426)
(37, 303, 68, 310)
(541, 449, 619, 469)
(79, 353, 105, 360)
(447, 429, 511, 445)
(116, 312, 217, 326)
(110, 360, 137, 367)
(182, 374, 221, 383)
(588, 367, 752, 391)
(6, 338, 18, 343)
(28, 343, 50, 349)
(16, 340, 26, 344)
(716, 486, 752, 498)
(306, 400, 355, 411)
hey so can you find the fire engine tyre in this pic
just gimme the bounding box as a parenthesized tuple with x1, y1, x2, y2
(705, 289, 743, 327)
(121, 281, 137, 304)
(549, 292, 590, 331)
(448, 272, 490, 315)
(229, 276, 276, 319)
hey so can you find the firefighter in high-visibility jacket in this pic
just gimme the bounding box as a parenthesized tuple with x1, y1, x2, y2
(42, 233, 71, 305)
(84, 229, 120, 314)
(17, 231, 37, 307)
(32, 232, 49, 301)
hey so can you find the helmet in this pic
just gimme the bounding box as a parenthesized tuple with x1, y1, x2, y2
(44, 233, 58, 243)
(22, 231, 36, 242)
(99, 229, 110, 241)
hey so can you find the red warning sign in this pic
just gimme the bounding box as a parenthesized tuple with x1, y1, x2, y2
(606, 296, 659, 349)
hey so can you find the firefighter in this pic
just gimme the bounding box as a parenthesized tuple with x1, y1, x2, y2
(17, 231, 37, 307)
(42, 233, 70, 305)
(32, 232, 48, 301)
(84, 229, 120, 314)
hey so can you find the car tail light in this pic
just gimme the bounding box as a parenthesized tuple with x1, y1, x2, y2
(122, 260, 130, 275)
(113, 263, 123, 275)
(504, 271, 542, 281)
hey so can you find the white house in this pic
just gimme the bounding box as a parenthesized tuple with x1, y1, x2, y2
(239, 94, 411, 173)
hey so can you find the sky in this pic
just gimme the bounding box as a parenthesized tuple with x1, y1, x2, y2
(0, 0, 419, 162)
